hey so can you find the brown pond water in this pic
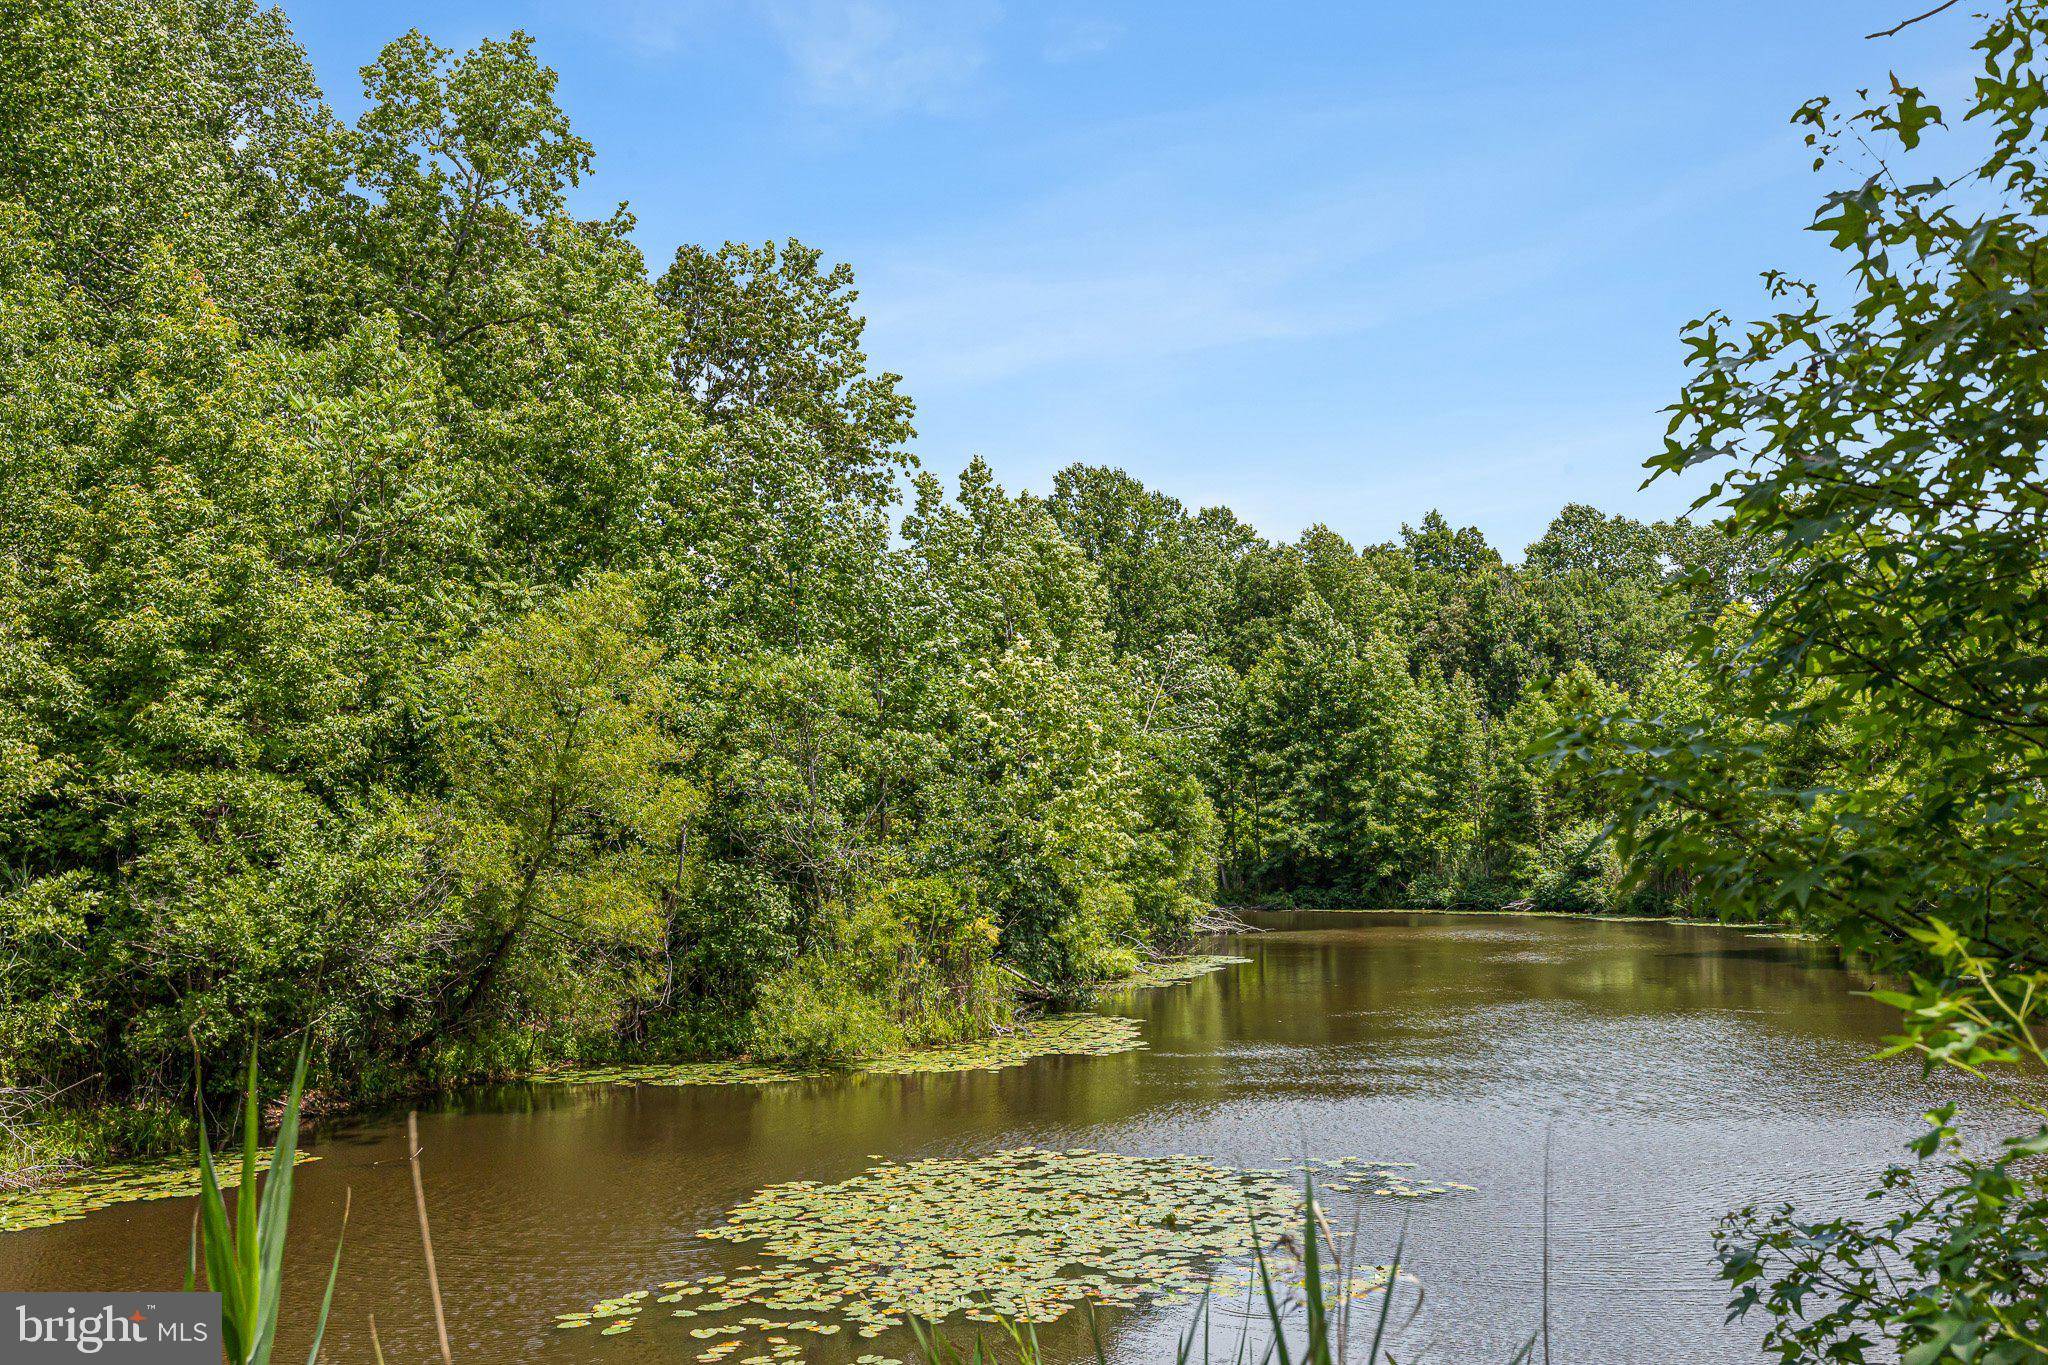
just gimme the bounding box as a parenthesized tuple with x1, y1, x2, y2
(0, 912, 2013, 1363)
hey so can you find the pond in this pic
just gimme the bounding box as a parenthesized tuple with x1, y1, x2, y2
(0, 912, 2000, 1364)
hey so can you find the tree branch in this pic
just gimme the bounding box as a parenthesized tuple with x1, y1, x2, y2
(1867, 0, 1962, 40)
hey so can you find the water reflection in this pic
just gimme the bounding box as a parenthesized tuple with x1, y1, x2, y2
(0, 913, 2005, 1364)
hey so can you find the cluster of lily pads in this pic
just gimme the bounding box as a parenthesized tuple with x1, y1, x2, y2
(1305, 1156, 1477, 1199)
(533, 1015, 1147, 1089)
(556, 1290, 879, 1361)
(0, 1151, 314, 1234)
(1110, 955, 1253, 992)
(557, 1146, 1461, 1358)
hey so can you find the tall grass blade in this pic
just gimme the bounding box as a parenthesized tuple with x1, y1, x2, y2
(1173, 1287, 1213, 1365)
(304, 1188, 350, 1365)
(1540, 1123, 1553, 1365)
(238, 1044, 260, 1315)
(250, 1041, 313, 1361)
(1333, 1196, 1368, 1365)
(1299, 1177, 1330, 1362)
(193, 1116, 247, 1359)
(1362, 1217, 1407, 1364)
(1249, 1221, 1294, 1365)
(187, 1035, 335, 1365)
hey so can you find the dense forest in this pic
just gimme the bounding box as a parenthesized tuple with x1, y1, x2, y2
(8, 0, 2048, 1353)
(0, 0, 1764, 1156)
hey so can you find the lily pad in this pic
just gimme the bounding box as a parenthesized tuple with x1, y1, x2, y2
(1109, 955, 1253, 992)
(0, 1150, 318, 1235)
(560, 1146, 1457, 1343)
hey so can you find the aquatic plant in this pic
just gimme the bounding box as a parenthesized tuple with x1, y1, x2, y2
(1109, 956, 1253, 992)
(188, 1043, 346, 1365)
(0, 1149, 317, 1234)
(537, 953, 1247, 1092)
(557, 1148, 1460, 1356)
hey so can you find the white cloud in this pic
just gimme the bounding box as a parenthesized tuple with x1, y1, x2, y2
(567, 0, 720, 58)
(850, 115, 1533, 387)
(561, 0, 1005, 114)
(851, 101, 1797, 391)
(758, 0, 1001, 113)
(834, 93, 1790, 552)
(1041, 15, 1121, 63)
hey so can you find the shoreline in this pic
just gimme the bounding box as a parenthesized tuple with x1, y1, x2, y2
(1224, 904, 1812, 935)
(0, 951, 1252, 1228)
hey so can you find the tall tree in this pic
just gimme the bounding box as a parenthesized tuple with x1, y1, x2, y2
(657, 238, 915, 509)
(1045, 464, 1232, 655)
(0, 0, 330, 331)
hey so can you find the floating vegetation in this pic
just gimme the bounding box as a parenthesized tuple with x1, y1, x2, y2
(560, 1148, 1463, 1345)
(1111, 954, 1252, 992)
(1305, 1156, 1476, 1199)
(534, 1015, 1146, 1089)
(0, 1151, 316, 1234)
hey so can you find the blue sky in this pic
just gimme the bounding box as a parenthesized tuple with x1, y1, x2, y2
(284, 0, 1964, 556)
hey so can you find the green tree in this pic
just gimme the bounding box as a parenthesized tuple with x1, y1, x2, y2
(657, 238, 914, 509)
(0, 223, 463, 1093)
(0, 0, 1748, 1163)
(312, 28, 697, 582)
(1563, 1, 2048, 977)
(1522, 505, 1679, 694)
(0, 0, 330, 330)
(1229, 599, 1428, 900)
(423, 577, 690, 1072)
(1044, 464, 1234, 655)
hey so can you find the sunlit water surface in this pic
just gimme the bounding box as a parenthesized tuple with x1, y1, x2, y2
(1, 912, 2008, 1363)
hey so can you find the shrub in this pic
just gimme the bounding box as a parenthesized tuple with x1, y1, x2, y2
(1514, 818, 1620, 913)
(749, 955, 899, 1068)
(673, 863, 797, 1011)
(744, 879, 1014, 1065)
(1720, 1108, 2048, 1361)
(856, 877, 1008, 1046)
(1050, 885, 1142, 983)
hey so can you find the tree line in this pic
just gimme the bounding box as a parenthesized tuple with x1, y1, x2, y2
(0, 0, 1745, 1153)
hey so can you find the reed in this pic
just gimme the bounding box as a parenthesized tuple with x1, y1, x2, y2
(185, 1041, 347, 1365)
